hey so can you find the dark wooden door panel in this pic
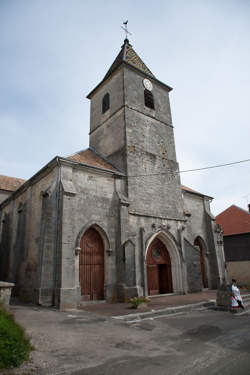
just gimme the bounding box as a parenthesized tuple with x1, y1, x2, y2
(158, 264, 173, 294)
(80, 228, 104, 301)
(147, 265, 159, 295)
(146, 237, 173, 295)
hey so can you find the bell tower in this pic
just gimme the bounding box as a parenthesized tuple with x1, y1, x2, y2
(87, 39, 184, 219)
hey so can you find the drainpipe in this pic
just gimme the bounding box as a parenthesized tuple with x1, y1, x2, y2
(140, 227, 147, 296)
(53, 157, 62, 306)
(177, 223, 188, 294)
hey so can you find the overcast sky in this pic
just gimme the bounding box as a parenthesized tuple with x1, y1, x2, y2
(1, 0, 250, 215)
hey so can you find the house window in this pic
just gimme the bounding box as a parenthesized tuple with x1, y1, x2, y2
(102, 93, 110, 114)
(144, 89, 154, 109)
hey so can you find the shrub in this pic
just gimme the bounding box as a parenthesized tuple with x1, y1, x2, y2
(0, 304, 33, 369)
(130, 296, 150, 309)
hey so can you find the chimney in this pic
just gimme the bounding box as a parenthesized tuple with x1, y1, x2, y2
(248, 203, 250, 213)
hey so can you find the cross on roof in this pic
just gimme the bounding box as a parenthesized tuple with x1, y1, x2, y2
(121, 20, 132, 41)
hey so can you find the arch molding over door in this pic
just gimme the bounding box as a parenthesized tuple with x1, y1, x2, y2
(146, 237, 173, 295)
(80, 228, 104, 301)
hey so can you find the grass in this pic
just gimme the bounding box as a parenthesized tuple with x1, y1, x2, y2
(0, 303, 33, 369)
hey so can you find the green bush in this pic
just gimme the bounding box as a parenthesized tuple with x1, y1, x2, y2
(130, 296, 150, 308)
(0, 304, 33, 369)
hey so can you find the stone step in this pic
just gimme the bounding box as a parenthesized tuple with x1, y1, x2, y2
(113, 300, 216, 323)
(231, 299, 250, 316)
(242, 293, 250, 302)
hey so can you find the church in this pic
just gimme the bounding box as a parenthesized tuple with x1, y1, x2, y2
(0, 39, 226, 309)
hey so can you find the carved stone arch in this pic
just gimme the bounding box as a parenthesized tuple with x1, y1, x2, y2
(122, 238, 135, 247)
(194, 235, 210, 288)
(75, 221, 110, 253)
(145, 229, 180, 254)
(17, 202, 24, 213)
(145, 230, 184, 295)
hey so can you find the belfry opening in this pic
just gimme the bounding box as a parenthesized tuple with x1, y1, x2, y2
(146, 237, 173, 295)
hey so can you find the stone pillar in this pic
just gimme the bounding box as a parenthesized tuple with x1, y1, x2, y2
(0, 281, 15, 305)
(216, 280, 232, 310)
(57, 164, 78, 310)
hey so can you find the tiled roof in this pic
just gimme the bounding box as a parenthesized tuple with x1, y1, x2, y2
(181, 184, 213, 198)
(0, 174, 25, 192)
(181, 185, 202, 195)
(104, 39, 154, 81)
(216, 205, 250, 235)
(67, 148, 119, 172)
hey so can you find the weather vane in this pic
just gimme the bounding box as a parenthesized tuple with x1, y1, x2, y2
(121, 20, 132, 40)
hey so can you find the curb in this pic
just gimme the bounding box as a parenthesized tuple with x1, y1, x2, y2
(113, 300, 216, 323)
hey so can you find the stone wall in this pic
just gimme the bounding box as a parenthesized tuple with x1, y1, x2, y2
(124, 67, 184, 219)
(0, 190, 10, 205)
(183, 191, 212, 287)
(182, 190, 226, 289)
(184, 239, 203, 292)
(0, 166, 57, 304)
(226, 261, 250, 286)
(55, 162, 122, 309)
(116, 206, 188, 299)
(89, 68, 127, 172)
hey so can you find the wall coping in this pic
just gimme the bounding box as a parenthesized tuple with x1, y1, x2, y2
(0, 281, 15, 288)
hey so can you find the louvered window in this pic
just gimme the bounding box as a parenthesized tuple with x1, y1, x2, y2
(144, 89, 154, 109)
(102, 93, 110, 114)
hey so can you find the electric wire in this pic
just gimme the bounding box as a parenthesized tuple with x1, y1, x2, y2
(126, 158, 250, 178)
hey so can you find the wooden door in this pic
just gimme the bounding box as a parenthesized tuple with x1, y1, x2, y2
(194, 238, 207, 288)
(147, 265, 159, 295)
(80, 228, 104, 301)
(146, 238, 173, 295)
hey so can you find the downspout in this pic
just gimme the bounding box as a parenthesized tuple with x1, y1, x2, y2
(53, 157, 62, 306)
(204, 197, 221, 288)
(140, 227, 147, 296)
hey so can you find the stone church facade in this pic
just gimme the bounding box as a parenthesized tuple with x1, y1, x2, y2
(0, 39, 226, 309)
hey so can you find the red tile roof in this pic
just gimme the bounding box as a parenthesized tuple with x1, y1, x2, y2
(181, 184, 202, 195)
(216, 205, 250, 235)
(67, 149, 119, 172)
(181, 184, 212, 198)
(0, 174, 25, 192)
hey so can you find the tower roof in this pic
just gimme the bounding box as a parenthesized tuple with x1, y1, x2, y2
(87, 38, 172, 99)
(103, 39, 155, 80)
(87, 39, 172, 99)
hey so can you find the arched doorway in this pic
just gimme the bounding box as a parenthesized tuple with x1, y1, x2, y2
(194, 237, 208, 288)
(146, 237, 173, 295)
(80, 228, 104, 301)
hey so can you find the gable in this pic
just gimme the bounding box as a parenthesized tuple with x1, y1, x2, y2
(216, 205, 250, 235)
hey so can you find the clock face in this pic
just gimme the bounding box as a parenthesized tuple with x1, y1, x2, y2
(143, 78, 153, 91)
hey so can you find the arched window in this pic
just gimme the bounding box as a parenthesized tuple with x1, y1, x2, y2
(144, 89, 154, 109)
(102, 93, 110, 114)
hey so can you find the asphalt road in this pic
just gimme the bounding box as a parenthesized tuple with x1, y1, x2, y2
(4, 304, 250, 375)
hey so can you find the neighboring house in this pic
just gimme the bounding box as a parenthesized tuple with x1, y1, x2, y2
(0, 39, 226, 309)
(216, 205, 250, 286)
(0, 175, 25, 204)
